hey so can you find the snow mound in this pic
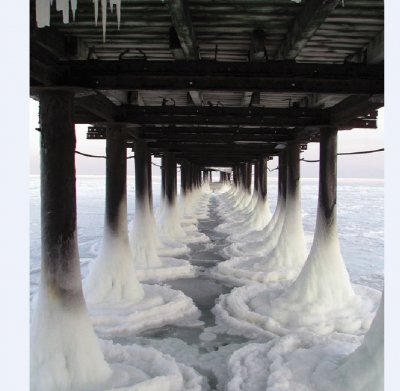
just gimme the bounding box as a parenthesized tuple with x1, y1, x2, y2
(212, 283, 380, 339)
(100, 340, 209, 391)
(88, 284, 203, 338)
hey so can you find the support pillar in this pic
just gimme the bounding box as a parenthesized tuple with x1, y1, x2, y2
(259, 157, 268, 200)
(32, 90, 111, 390)
(85, 126, 144, 302)
(133, 138, 162, 268)
(135, 138, 150, 207)
(161, 155, 166, 200)
(254, 161, 260, 193)
(165, 152, 177, 206)
(39, 90, 81, 305)
(181, 160, 188, 195)
(286, 143, 300, 201)
(246, 162, 252, 192)
(105, 126, 129, 236)
(147, 150, 153, 211)
(284, 127, 354, 307)
(278, 151, 287, 201)
(319, 127, 338, 229)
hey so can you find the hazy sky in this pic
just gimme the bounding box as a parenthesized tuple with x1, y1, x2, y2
(29, 99, 384, 178)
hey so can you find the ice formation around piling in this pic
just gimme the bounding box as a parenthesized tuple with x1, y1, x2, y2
(31, 279, 112, 391)
(213, 179, 306, 285)
(88, 283, 203, 339)
(225, 296, 384, 391)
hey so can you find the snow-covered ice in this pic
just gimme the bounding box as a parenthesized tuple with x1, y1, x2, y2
(88, 283, 203, 339)
(225, 296, 383, 391)
(30, 175, 384, 390)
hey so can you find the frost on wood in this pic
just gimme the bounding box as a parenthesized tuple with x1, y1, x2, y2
(84, 198, 145, 304)
(35, 0, 121, 40)
(31, 239, 112, 391)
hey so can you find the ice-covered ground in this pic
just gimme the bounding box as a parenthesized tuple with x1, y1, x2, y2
(30, 175, 383, 390)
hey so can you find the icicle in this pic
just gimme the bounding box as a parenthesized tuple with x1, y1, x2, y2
(71, 0, 77, 21)
(101, 0, 107, 42)
(55, 0, 69, 23)
(93, 0, 99, 26)
(36, 0, 51, 28)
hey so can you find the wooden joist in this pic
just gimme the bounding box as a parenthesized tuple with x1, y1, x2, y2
(168, 0, 203, 107)
(275, 0, 342, 60)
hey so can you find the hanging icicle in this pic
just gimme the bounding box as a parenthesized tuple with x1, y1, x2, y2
(36, 0, 122, 41)
(93, 0, 99, 25)
(36, 0, 51, 28)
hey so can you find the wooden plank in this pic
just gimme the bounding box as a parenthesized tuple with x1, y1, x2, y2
(275, 0, 341, 59)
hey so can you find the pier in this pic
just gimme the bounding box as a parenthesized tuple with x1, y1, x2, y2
(29, 1, 384, 390)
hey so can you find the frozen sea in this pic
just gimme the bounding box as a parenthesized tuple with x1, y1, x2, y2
(29, 175, 384, 390)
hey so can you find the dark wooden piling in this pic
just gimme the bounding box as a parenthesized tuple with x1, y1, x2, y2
(161, 155, 166, 199)
(39, 90, 82, 303)
(254, 161, 260, 193)
(286, 143, 300, 199)
(259, 157, 268, 200)
(105, 126, 129, 235)
(181, 159, 188, 195)
(279, 151, 288, 201)
(246, 162, 252, 192)
(134, 137, 149, 206)
(147, 150, 153, 211)
(164, 152, 177, 205)
(319, 127, 338, 230)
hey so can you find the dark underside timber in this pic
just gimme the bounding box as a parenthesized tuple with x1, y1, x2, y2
(164, 152, 177, 206)
(106, 126, 128, 234)
(39, 89, 82, 303)
(319, 127, 338, 229)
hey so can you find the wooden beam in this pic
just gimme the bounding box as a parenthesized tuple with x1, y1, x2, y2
(118, 105, 327, 127)
(76, 93, 118, 122)
(139, 126, 294, 135)
(346, 30, 384, 64)
(167, 0, 199, 60)
(168, 22, 202, 106)
(140, 134, 290, 143)
(275, 0, 341, 60)
(328, 94, 383, 125)
(57, 60, 383, 95)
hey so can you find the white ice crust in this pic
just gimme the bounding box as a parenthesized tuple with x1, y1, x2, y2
(226, 296, 384, 391)
(212, 282, 380, 339)
(88, 283, 203, 338)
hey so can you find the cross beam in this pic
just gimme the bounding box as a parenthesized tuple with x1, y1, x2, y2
(44, 60, 383, 95)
